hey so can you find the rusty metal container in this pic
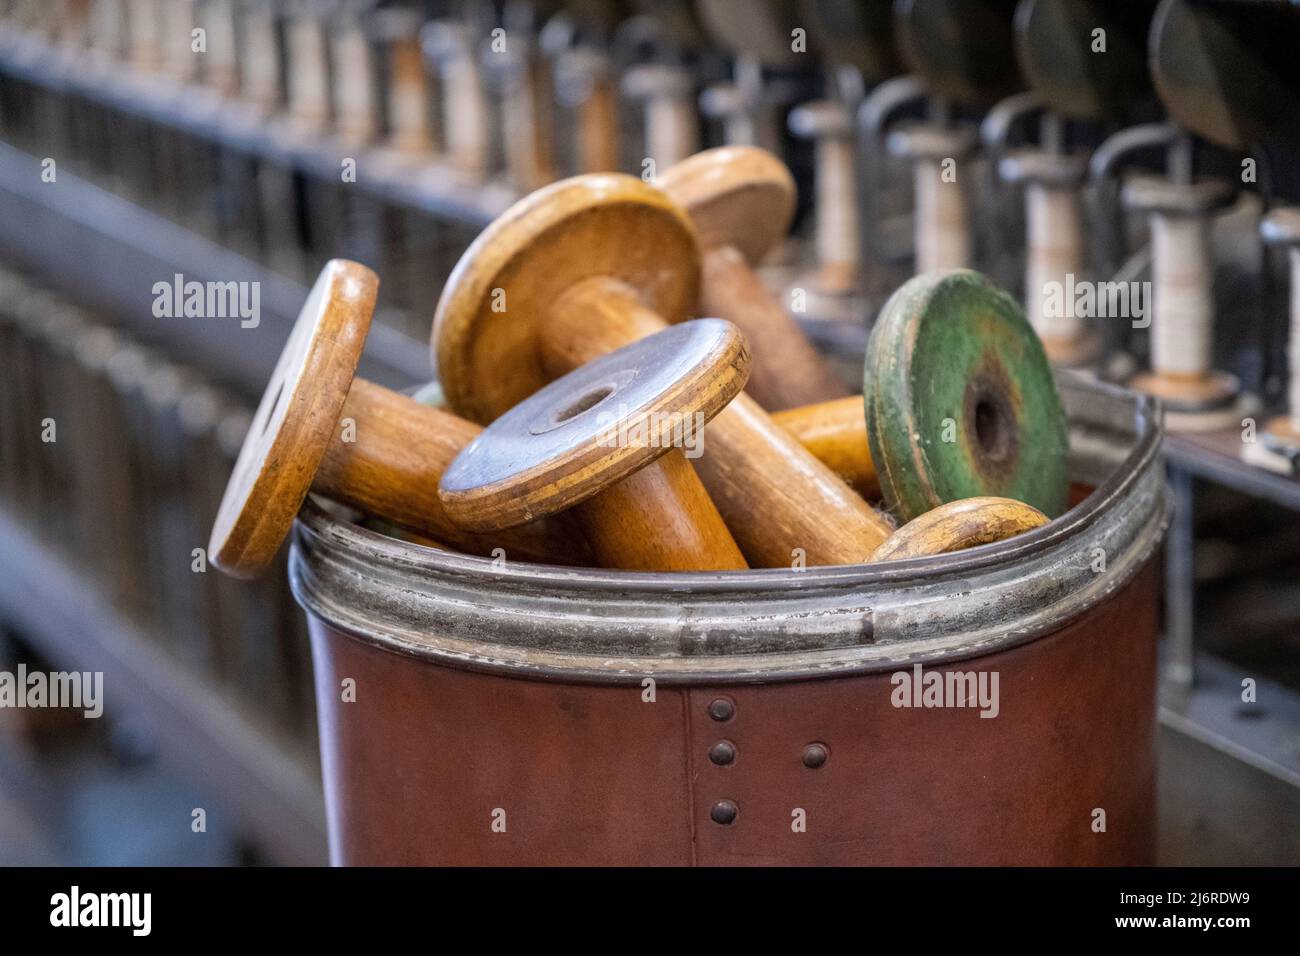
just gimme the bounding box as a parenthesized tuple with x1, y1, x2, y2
(291, 374, 1167, 865)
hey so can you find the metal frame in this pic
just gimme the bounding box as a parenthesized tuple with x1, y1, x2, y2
(0, 510, 328, 865)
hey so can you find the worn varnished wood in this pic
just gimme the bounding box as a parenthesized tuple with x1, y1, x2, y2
(433, 174, 893, 567)
(430, 175, 737, 567)
(313, 379, 590, 567)
(771, 396, 878, 499)
(209, 260, 588, 578)
(866, 269, 1069, 523)
(440, 321, 750, 571)
(543, 278, 895, 566)
(657, 147, 849, 410)
(433, 175, 700, 423)
(870, 496, 1049, 562)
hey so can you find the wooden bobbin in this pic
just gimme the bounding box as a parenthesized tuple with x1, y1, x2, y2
(866, 269, 1070, 523)
(1123, 175, 1240, 428)
(238, 0, 282, 112)
(433, 174, 895, 567)
(788, 100, 860, 295)
(888, 125, 976, 273)
(284, 2, 332, 132)
(771, 396, 877, 500)
(60, 2, 93, 51)
(330, 7, 379, 146)
(1000, 150, 1098, 366)
(700, 52, 782, 153)
(87, 0, 127, 63)
(554, 47, 619, 173)
(699, 82, 752, 147)
(440, 320, 751, 571)
(372, 7, 437, 157)
(423, 19, 491, 179)
(492, 36, 555, 191)
(869, 496, 1049, 562)
(656, 146, 849, 410)
(208, 260, 589, 578)
(158, 0, 198, 83)
(1259, 207, 1300, 457)
(125, 0, 163, 72)
(199, 0, 240, 96)
(623, 63, 700, 170)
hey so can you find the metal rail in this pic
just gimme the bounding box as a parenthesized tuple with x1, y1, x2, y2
(0, 509, 328, 866)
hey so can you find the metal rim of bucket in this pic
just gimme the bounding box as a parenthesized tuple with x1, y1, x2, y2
(290, 372, 1169, 685)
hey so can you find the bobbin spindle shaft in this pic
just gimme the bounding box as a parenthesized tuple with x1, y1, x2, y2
(389, 31, 434, 153)
(201, 0, 239, 95)
(570, 449, 749, 571)
(332, 15, 377, 144)
(240, 2, 281, 109)
(771, 396, 877, 499)
(1150, 212, 1213, 381)
(286, 9, 331, 128)
(625, 65, 699, 169)
(427, 22, 491, 176)
(530, 292, 745, 569)
(1288, 247, 1300, 430)
(814, 132, 859, 288)
(915, 157, 970, 272)
(304, 379, 588, 566)
(544, 279, 893, 566)
(699, 246, 849, 409)
(1026, 182, 1086, 345)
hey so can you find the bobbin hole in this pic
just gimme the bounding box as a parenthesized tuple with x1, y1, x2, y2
(554, 384, 614, 424)
(972, 391, 1013, 464)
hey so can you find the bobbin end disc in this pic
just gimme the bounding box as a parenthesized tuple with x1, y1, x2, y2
(209, 260, 378, 578)
(439, 319, 750, 532)
(870, 496, 1049, 562)
(866, 269, 1070, 523)
(432, 173, 700, 425)
(657, 147, 797, 265)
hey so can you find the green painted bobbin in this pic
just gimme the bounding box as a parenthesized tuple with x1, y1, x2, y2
(865, 269, 1069, 523)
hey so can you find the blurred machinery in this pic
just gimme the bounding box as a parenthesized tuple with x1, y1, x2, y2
(0, 0, 1297, 864)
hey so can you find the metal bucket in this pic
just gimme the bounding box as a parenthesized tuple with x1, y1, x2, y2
(291, 373, 1168, 865)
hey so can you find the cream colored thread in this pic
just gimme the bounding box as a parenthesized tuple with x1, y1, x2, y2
(1026, 182, 1086, 343)
(817, 134, 859, 276)
(1151, 213, 1213, 378)
(915, 157, 970, 272)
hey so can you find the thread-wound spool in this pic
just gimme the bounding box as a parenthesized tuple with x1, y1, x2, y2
(577, 73, 618, 172)
(1026, 182, 1086, 344)
(287, 13, 331, 127)
(556, 49, 618, 173)
(915, 156, 970, 273)
(60, 0, 96, 48)
(160, 0, 197, 82)
(90, 0, 125, 60)
(1288, 247, 1300, 431)
(332, 20, 377, 144)
(436, 29, 490, 175)
(241, 4, 281, 109)
(201, 0, 239, 95)
(646, 94, 698, 169)
(127, 0, 162, 71)
(816, 133, 859, 287)
(388, 35, 433, 153)
(1150, 212, 1213, 380)
(500, 53, 552, 189)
